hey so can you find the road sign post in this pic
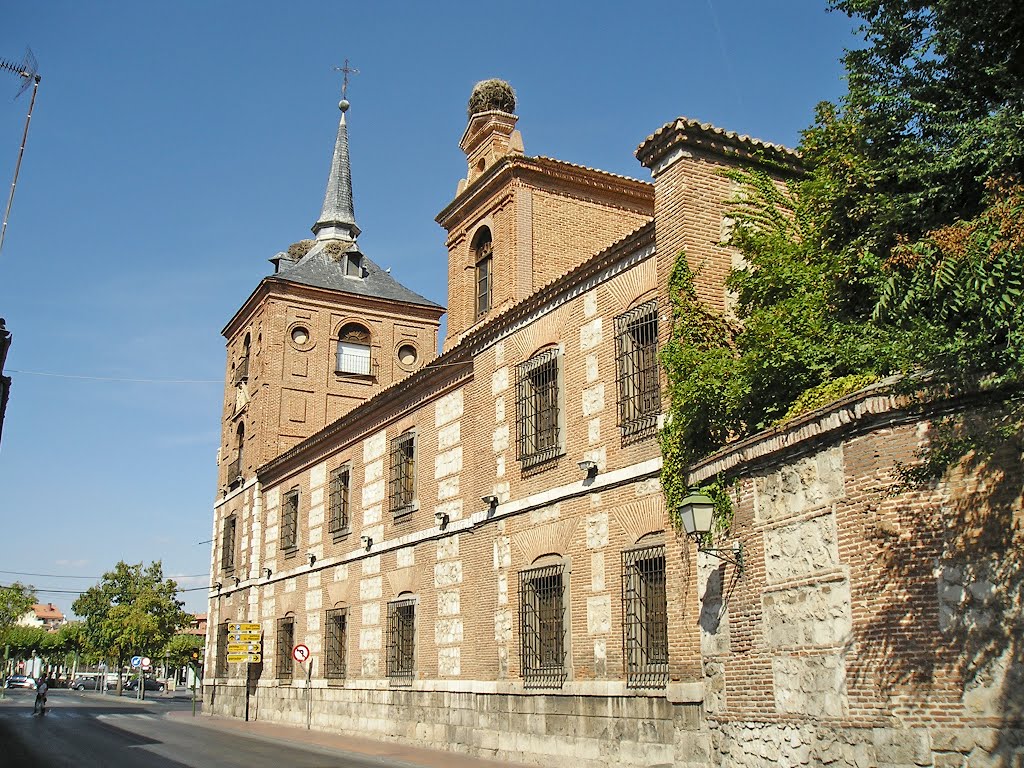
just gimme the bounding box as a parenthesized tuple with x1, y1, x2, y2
(291, 644, 312, 730)
(228, 623, 263, 722)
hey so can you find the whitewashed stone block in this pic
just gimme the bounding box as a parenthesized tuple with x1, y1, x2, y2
(359, 576, 382, 600)
(492, 424, 510, 453)
(438, 647, 461, 677)
(435, 389, 464, 427)
(494, 609, 512, 643)
(586, 353, 599, 383)
(434, 561, 463, 587)
(265, 488, 279, 511)
(284, 579, 296, 593)
(359, 627, 382, 651)
(437, 422, 460, 451)
(438, 477, 460, 501)
(586, 512, 609, 548)
(773, 653, 848, 717)
(764, 512, 841, 584)
(362, 480, 384, 508)
(364, 458, 383, 484)
(495, 396, 505, 423)
(308, 503, 324, 528)
(361, 652, 379, 677)
(763, 579, 853, 648)
(397, 546, 415, 569)
(310, 487, 324, 508)
(362, 602, 380, 626)
(310, 462, 326, 489)
(437, 535, 459, 561)
(308, 571, 321, 588)
(435, 446, 463, 479)
(497, 573, 508, 606)
(492, 367, 509, 396)
(584, 289, 598, 318)
(580, 317, 603, 351)
(305, 590, 322, 611)
(362, 503, 382, 526)
(591, 552, 605, 591)
(333, 564, 348, 582)
(435, 618, 464, 645)
(494, 536, 511, 570)
(363, 431, 386, 463)
(588, 594, 611, 634)
(437, 589, 460, 616)
(582, 383, 605, 416)
(496, 455, 505, 478)
(361, 555, 381, 575)
(755, 446, 845, 522)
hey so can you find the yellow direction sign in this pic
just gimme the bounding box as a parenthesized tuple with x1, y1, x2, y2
(228, 632, 262, 642)
(227, 653, 261, 664)
(227, 622, 261, 633)
(227, 643, 261, 654)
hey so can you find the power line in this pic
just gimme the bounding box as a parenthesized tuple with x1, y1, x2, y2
(0, 569, 208, 580)
(8, 369, 220, 384)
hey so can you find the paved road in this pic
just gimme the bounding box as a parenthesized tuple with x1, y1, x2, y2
(0, 690, 414, 767)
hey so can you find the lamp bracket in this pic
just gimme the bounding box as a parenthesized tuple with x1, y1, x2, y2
(695, 541, 744, 572)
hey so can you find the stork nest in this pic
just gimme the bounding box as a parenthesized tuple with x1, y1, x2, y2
(467, 79, 516, 118)
(287, 239, 314, 260)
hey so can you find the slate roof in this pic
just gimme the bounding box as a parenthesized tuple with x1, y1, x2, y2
(270, 239, 443, 309)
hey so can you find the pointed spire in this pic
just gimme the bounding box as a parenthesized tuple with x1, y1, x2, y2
(313, 98, 360, 241)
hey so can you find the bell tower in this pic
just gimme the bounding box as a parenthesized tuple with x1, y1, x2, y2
(218, 91, 444, 496)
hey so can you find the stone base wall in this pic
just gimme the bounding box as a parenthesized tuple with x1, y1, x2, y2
(204, 683, 709, 767)
(710, 721, 1024, 768)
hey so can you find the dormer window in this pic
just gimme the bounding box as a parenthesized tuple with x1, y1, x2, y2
(344, 253, 363, 278)
(473, 227, 492, 317)
(337, 323, 372, 375)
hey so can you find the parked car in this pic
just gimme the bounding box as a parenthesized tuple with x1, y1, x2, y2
(4, 675, 36, 689)
(70, 675, 101, 691)
(124, 677, 165, 692)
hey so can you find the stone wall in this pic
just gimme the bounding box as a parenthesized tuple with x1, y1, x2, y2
(206, 683, 710, 768)
(689, 385, 1024, 768)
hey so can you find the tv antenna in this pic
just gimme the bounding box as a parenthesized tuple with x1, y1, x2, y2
(0, 47, 41, 260)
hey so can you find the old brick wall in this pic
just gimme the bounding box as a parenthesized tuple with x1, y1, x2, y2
(688, 387, 1024, 768)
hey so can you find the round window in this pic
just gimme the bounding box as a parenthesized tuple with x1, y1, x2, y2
(397, 344, 418, 367)
(291, 327, 309, 345)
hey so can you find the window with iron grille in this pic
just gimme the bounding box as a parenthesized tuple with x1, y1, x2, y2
(325, 608, 348, 680)
(388, 432, 416, 517)
(474, 229, 493, 317)
(515, 349, 562, 468)
(386, 598, 416, 682)
(281, 488, 299, 552)
(518, 563, 567, 687)
(621, 543, 669, 688)
(221, 515, 237, 573)
(615, 300, 660, 441)
(215, 621, 229, 677)
(276, 616, 295, 680)
(328, 466, 351, 536)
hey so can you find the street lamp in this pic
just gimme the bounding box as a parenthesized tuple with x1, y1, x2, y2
(677, 488, 743, 572)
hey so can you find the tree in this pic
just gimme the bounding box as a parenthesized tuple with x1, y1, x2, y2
(0, 582, 36, 630)
(72, 561, 188, 694)
(162, 633, 204, 670)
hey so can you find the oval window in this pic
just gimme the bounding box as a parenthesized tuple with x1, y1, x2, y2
(397, 344, 418, 367)
(291, 326, 310, 346)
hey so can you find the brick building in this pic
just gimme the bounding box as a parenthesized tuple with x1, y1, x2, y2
(204, 82, 1022, 767)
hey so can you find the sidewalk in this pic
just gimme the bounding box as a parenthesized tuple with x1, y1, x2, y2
(165, 710, 530, 768)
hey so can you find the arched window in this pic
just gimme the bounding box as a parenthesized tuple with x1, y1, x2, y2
(621, 533, 667, 688)
(235, 333, 250, 384)
(472, 227, 492, 317)
(336, 323, 371, 375)
(518, 554, 568, 686)
(387, 592, 416, 682)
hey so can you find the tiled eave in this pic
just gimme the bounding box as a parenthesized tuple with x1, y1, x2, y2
(221, 275, 444, 341)
(687, 377, 1023, 485)
(436, 154, 653, 231)
(636, 117, 804, 176)
(256, 221, 656, 487)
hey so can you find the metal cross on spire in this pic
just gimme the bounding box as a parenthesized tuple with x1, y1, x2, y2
(333, 59, 359, 100)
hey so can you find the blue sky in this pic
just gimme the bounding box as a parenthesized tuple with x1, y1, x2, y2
(0, 1, 857, 616)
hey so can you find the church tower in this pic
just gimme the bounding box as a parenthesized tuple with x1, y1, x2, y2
(217, 91, 444, 496)
(436, 80, 655, 351)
